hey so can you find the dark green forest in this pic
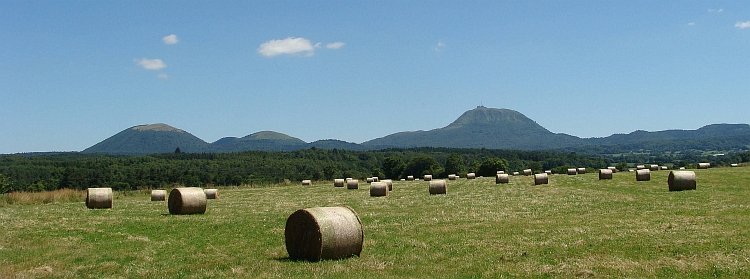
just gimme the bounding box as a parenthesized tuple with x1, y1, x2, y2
(1, 147, 748, 194)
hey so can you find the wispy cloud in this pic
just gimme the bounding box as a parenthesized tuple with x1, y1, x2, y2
(433, 41, 446, 52)
(687, 22, 696, 26)
(736, 21, 750, 29)
(162, 34, 179, 45)
(326, 42, 345, 50)
(135, 58, 167, 70)
(258, 37, 318, 57)
(708, 8, 723, 13)
(157, 73, 169, 79)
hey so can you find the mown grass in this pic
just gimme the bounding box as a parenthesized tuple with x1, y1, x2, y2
(1, 168, 749, 278)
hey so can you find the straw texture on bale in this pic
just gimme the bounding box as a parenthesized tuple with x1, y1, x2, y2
(370, 182, 389, 197)
(382, 179, 393, 191)
(607, 166, 617, 173)
(334, 179, 345, 187)
(429, 180, 447, 195)
(302, 180, 312, 186)
(168, 187, 207, 215)
(650, 165, 659, 171)
(636, 165, 646, 170)
(636, 169, 651, 181)
(424, 175, 433, 181)
(534, 173, 548, 185)
(668, 171, 696, 191)
(285, 206, 364, 262)
(577, 168, 586, 174)
(151, 190, 167, 201)
(407, 175, 414, 181)
(698, 163, 711, 169)
(497, 171, 505, 174)
(496, 173, 509, 184)
(346, 179, 359, 189)
(204, 188, 219, 199)
(523, 169, 532, 176)
(86, 188, 113, 209)
(466, 173, 476, 179)
(598, 169, 613, 180)
(567, 168, 577, 175)
(448, 174, 457, 180)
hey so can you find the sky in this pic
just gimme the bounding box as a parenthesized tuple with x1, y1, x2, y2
(1, 1, 749, 154)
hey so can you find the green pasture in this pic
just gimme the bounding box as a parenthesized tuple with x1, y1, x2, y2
(1, 167, 749, 278)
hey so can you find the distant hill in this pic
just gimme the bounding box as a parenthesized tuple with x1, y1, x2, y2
(361, 106, 585, 150)
(82, 124, 210, 155)
(210, 131, 307, 152)
(587, 124, 750, 145)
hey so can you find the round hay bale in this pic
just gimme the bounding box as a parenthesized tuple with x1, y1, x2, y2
(302, 180, 312, 186)
(668, 171, 696, 191)
(345, 177, 353, 182)
(636, 165, 646, 170)
(204, 188, 219, 199)
(372, 177, 379, 182)
(697, 163, 711, 169)
(598, 169, 613, 180)
(636, 169, 651, 181)
(577, 168, 586, 174)
(466, 173, 476, 179)
(534, 173, 548, 185)
(168, 187, 207, 215)
(346, 179, 359, 189)
(366, 177, 374, 183)
(285, 206, 363, 262)
(369, 182, 388, 197)
(607, 166, 617, 173)
(424, 175, 433, 181)
(512, 172, 520, 176)
(496, 173, 509, 184)
(382, 179, 393, 191)
(86, 188, 113, 209)
(545, 170, 552, 175)
(497, 171, 505, 174)
(448, 174, 457, 180)
(567, 168, 577, 175)
(151, 189, 167, 201)
(334, 179, 345, 187)
(660, 166, 668, 170)
(731, 163, 739, 167)
(650, 165, 659, 171)
(407, 175, 414, 181)
(523, 169, 532, 176)
(679, 167, 686, 170)
(429, 180, 447, 195)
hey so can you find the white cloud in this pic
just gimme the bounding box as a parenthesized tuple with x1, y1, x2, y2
(688, 22, 696, 26)
(326, 42, 345, 50)
(736, 21, 750, 29)
(258, 37, 318, 57)
(135, 58, 167, 70)
(162, 34, 179, 44)
(157, 73, 169, 79)
(708, 8, 723, 13)
(433, 41, 446, 52)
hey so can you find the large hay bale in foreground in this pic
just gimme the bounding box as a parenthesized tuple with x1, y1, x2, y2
(636, 169, 651, 181)
(424, 175, 433, 181)
(407, 175, 414, 181)
(204, 188, 219, 199)
(334, 179, 345, 188)
(523, 169, 532, 176)
(496, 173, 509, 184)
(429, 180, 447, 195)
(448, 174, 457, 180)
(567, 168, 577, 175)
(151, 190, 167, 201)
(697, 163, 711, 169)
(534, 173, 548, 185)
(668, 171, 696, 191)
(346, 179, 359, 189)
(285, 206, 363, 262)
(466, 173, 476, 179)
(370, 182, 388, 196)
(577, 168, 586, 174)
(382, 179, 393, 191)
(302, 180, 312, 186)
(598, 169, 613, 180)
(168, 187, 207, 215)
(86, 188, 113, 209)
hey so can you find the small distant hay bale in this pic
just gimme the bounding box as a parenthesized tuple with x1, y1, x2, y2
(302, 180, 312, 186)
(366, 177, 374, 183)
(372, 177, 379, 182)
(370, 182, 389, 196)
(598, 169, 613, 180)
(567, 168, 577, 175)
(448, 174, 457, 180)
(497, 171, 505, 174)
(407, 175, 414, 181)
(523, 169, 532, 176)
(512, 171, 519, 176)
(347, 179, 359, 189)
(168, 187, 207, 215)
(204, 188, 219, 199)
(577, 168, 586, 174)
(668, 171, 696, 191)
(534, 173, 548, 185)
(382, 179, 393, 191)
(636, 169, 651, 181)
(679, 167, 686, 170)
(649, 165, 659, 171)
(545, 170, 552, 175)
(607, 166, 617, 173)
(285, 206, 363, 262)
(429, 180, 447, 195)
(697, 163, 711, 169)
(424, 175, 433, 181)
(496, 173, 509, 184)
(731, 163, 739, 167)
(636, 165, 646, 170)
(466, 173, 476, 179)
(346, 177, 353, 182)
(151, 190, 167, 201)
(86, 188, 112, 209)
(334, 179, 345, 187)
(660, 166, 668, 170)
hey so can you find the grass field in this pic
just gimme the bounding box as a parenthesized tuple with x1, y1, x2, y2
(1, 167, 749, 278)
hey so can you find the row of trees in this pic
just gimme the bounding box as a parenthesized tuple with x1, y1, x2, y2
(1, 147, 747, 194)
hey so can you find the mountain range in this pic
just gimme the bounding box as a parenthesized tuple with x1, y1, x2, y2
(81, 106, 750, 155)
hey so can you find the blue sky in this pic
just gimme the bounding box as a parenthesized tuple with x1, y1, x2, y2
(1, 1, 749, 153)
